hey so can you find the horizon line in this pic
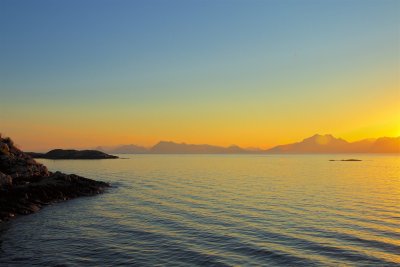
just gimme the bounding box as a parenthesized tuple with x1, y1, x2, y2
(17, 133, 399, 153)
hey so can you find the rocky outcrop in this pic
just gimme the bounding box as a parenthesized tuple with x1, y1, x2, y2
(27, 149, 118, 159)
(0, 135, 110, 222)
(0, 137, 49, 182)
(0, 172, 12, 187)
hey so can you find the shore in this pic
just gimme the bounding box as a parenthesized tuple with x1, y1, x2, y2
(0, 135, 109, 222)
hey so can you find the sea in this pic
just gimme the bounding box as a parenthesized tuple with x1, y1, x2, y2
(0, 154, 399, 266)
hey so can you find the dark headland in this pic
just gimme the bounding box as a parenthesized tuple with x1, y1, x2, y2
(0, 135, 110, 222)
(28, 149, 118, 159)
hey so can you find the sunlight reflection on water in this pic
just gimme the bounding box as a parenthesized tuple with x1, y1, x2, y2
(0, 154, 399, 266)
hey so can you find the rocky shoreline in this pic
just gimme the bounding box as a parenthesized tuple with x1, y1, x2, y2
(0, 135, 110, 222)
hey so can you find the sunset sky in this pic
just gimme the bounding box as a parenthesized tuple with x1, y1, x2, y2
(1, 0, 399, 151)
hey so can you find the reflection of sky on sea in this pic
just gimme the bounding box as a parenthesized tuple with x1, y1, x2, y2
(1, 154, 398, 266)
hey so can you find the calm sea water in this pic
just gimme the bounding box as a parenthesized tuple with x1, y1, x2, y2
(0, 154, 399, 266)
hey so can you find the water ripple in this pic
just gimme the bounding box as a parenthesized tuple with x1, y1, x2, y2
(0, 154, 399, 266)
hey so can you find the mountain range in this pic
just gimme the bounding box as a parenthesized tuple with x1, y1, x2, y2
(96, 134, 400, 154)
(266, 134, 400, 153)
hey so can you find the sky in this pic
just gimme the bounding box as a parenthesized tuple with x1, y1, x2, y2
(0, 0, 399, 151)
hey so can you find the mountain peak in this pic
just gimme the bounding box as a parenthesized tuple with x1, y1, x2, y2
(267, 134, 399, 153)
(302, 134, 343, 145)
(155, 141, 178, 145)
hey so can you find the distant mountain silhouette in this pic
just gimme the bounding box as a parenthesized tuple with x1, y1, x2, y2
(150, 141, 246, 154)
(369, 137, 400, 153)
(94, 134, 399, 154)
(97, 144, 148, 154)
(96, 142, 245, 154)
(265, 134, 400, 153)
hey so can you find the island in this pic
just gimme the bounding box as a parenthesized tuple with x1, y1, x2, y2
(27, 149, 118, 159)
(0, 135, 110, 222)
(329, 159, 362, 162)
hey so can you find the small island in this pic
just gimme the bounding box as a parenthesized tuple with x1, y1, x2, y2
(0, 135, 110, 222)
(329, 159, 362, 162)
(27, 149, 118, 159)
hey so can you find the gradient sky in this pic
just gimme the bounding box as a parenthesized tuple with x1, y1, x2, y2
(0, 0, 399, 151)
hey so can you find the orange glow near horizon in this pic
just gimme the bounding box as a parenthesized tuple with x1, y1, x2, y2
(0, 82, 398, 150)
(2, 82, 399, 151)
(2, 110, 399, 152)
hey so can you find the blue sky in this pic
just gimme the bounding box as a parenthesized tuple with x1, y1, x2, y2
(0, 0, 399, 150)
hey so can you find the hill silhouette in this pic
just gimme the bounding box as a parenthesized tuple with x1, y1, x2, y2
(95, 134, 400, 154)
(28, 149, 118, 159)
(150, 141, 246, 154)
(96, 144, 148, 154)
(265, 134, 400, 153)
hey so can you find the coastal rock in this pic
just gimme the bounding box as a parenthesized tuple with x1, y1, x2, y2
(0, 138, 49, 180)
(0, 172, 12, 187)
(0, 135, 110, 222)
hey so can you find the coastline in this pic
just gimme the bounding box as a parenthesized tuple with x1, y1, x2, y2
(0, 136, 110, 223)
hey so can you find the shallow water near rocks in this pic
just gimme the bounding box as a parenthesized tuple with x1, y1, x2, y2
(0, 154, 399, 266)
